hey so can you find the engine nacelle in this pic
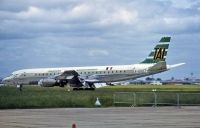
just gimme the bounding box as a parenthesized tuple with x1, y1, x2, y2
(38, 78, 57, 87)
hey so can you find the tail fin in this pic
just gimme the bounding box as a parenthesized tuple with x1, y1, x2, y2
(141, 37, 171, 64)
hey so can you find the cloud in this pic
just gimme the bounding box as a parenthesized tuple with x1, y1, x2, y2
(70, 4, 91, 17)
(163, 16, 200, 33)
(88, 49, 109, 57)
(0, 0, 200, 79)
(99, 8, 138, 26)
(1, 0, 200, 38)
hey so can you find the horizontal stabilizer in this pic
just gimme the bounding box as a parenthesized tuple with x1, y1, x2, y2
(167, 63, 185, 69)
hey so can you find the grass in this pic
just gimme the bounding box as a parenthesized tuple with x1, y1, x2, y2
(0, 86, 113, 109)
(102, 84, 200, 92)
(0, 84, 200, 109)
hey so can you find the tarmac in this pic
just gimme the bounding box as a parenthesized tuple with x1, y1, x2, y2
(0, 107, 200, 128)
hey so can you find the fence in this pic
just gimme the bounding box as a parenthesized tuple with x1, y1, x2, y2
(113, 91, 200, 107)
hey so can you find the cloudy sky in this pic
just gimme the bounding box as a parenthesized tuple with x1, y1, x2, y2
(0, 0, 200, 79)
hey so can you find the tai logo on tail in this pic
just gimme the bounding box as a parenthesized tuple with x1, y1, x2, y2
(141, 37, 170, 63)
(154, 48, 166, 60)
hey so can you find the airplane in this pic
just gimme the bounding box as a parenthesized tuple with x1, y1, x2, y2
(2, 37, 185, 90)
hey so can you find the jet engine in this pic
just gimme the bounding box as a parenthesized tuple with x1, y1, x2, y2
(38, 78, 57, 87)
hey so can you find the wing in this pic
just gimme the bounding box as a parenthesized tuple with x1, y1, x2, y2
(55, 70, 79, 80)
(55, 70, 83, 87)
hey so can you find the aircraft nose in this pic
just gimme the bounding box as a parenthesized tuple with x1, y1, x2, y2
(2, 77, 11, 84)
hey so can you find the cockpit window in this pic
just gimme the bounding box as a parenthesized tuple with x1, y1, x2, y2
(14, 74, 18, 77)
(7, 73, 16, 78)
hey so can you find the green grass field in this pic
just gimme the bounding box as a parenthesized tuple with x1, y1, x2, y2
(0, 85, 200, 109)
(102, 84, 200, 92)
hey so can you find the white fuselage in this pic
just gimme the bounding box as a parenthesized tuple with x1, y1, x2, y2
(3, 63, 157, 85)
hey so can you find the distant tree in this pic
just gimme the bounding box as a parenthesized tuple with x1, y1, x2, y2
(156, 78, 162, 81)
(184, 77, 190, 81)
(145, 77, 150, 81)
(145, 77, 154, 81)
(171, 77, 175, 80)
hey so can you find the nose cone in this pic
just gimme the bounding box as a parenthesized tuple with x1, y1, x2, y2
(2, 77, 11, 84)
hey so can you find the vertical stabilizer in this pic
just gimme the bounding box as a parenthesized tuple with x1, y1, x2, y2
(141, 37, 171, 64)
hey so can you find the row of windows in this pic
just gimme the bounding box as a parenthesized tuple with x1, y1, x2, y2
(22, 73, 60, 77)
(22, 70, 139, 77)
(35, 73, 60, 76)
(79, 70, 128, 74)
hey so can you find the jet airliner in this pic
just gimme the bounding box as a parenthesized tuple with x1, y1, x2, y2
(2, 37, 185, 90)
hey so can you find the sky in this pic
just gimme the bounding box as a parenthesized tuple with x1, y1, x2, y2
(0, 0, 200, 79)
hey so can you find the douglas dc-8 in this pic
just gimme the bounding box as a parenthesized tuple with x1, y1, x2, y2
(3, 37, 185, 90)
